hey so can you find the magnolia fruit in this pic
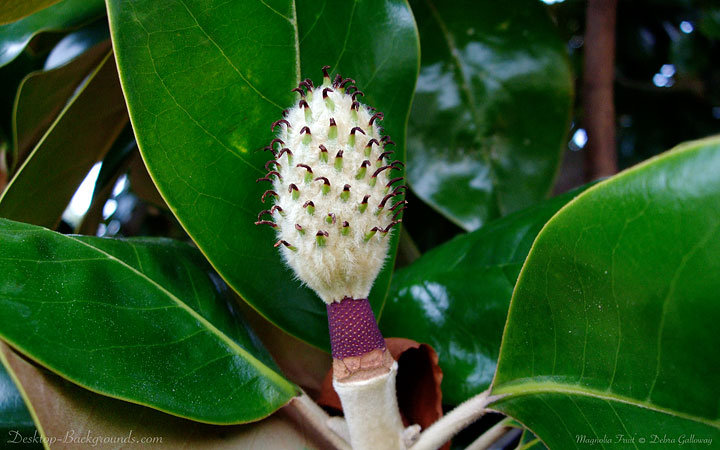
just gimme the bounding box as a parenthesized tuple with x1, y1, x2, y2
(256, 66, 405, 306)
(256, 67, 409, 450)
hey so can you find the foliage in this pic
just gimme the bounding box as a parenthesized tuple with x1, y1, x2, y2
(0, 0, 717, 448)
(492, 137, 720, 448)
(407, 0, 573, 231)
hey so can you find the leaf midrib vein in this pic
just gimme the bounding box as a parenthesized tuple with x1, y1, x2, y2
(291, 0, 300, 85)
(72, 234, 287, 384)
(178, 0, 284, 109)
(493, 381, 720, 428)
(8, 228, 293, 393)
(125, 0, 264, 176)
(647, 221, 720, 400)
(424, 0, 503, 215)
(330, 0, 357, 71)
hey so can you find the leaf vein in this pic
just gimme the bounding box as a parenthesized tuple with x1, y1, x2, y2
(178, 0, 284, 109)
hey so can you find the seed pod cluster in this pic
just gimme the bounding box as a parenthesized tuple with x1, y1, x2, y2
(256, 66, 406, 303)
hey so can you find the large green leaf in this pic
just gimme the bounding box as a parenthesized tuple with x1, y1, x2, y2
(0, 0, 106, 68)
(107, 0, 419, 349)
(1, 342, 325, 449)
(491, 137, 720, 447)
(0, 218, 297, 424)
(0, 349, 41, 449)
(0, 52, 126, 228)
(11, 38, 110, 170)
(379, 185, 589, 406)
(0, 0, 63, 25)
(407, 0, 573, 231)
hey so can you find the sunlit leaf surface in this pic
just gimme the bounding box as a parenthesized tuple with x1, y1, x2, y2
(492, 137, 720, 447)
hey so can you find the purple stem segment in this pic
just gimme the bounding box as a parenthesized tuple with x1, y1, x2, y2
(327, 297, 386, 359)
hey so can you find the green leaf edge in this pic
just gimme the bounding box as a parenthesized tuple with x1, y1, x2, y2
(516, 437, 543, 450)
(0, 223, 298, 425)
(8, 37, 110, 173)
(0, 345, 47, 448)
(0, 51, 111, 206)
(375, 0, 421, 323)
(489, 135, 720, 431)
(493, 381, 719, 429)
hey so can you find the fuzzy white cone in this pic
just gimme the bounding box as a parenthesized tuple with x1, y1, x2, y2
(258, 68, 409, 450)
(257, 69, 404, 304)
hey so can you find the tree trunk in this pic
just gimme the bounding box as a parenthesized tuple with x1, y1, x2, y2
(583, 0, 618, 181)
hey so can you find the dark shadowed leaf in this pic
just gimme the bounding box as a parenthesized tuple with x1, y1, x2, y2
(236, 299, 331, 398)
(0, 52, 126, 229)
(514, 428, 547, 450)
(89, 122, 136, 203)
(77, 124, 137, 236)
(107, 0, 419, 350)
(0, 0, 106, 68)
(0, 348, 41, 449)
(407, 0, 573, 231)
(491, 137, 720, 447)
(11, 39, 111, 170)
(0, 219, 297, 424)
(128, 150, 167, 209)
(0, 130, 7, 193)
(0, 1, 63, 25)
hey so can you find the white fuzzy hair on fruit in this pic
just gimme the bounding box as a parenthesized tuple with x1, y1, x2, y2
(256, 68, 405, 304)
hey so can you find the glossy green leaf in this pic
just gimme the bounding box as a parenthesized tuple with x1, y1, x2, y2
(107, 0, 419, 349)
(379, 185, 589, 405)
(407, 0, 573, 231)
(0, 351, 41, 449)
(0, 52, 127, 228)
(0, 218, 297, 424)
(1, 342, 323, 449)
(11, 39, 110, 170)
(491, 137, 720, 447)
(0, 0, 106, 68)
(0, 0, 63, 25)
